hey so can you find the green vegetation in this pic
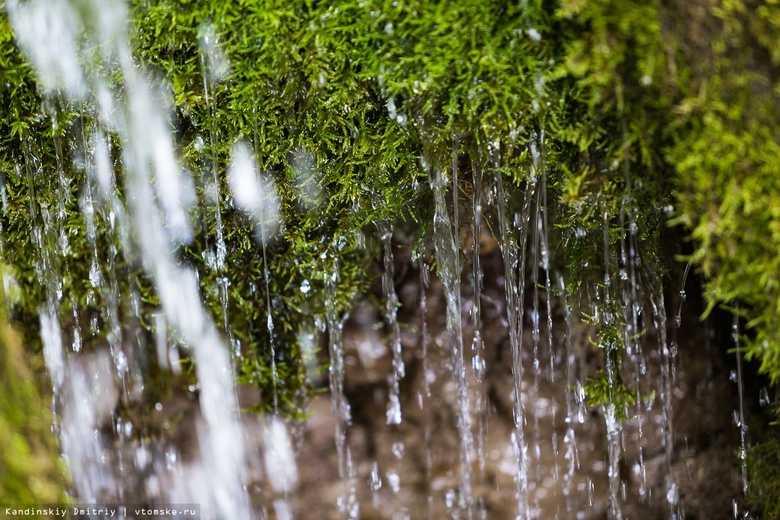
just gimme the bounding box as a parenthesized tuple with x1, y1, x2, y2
(1, 0, 780, 511)
(750, 436, 780, 519)
(0, 286, 66, 508)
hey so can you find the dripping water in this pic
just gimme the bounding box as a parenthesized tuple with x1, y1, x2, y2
(559, 274, 581, 513)
(325, 259, 358, 519)
(733, 312, 749, 503)
(493, 165, 532, 518)
(227, 140, 281, 412)
(470, 160, 487, 484)
(10, 1, 252, 517)
(430, 160, 474, 516)
(379, 220, 404, 425)
(650, 278, 679, 516)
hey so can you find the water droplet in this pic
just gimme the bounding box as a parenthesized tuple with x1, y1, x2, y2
(369, 462, 382, 491)
(760, 387, 771, 407)
(114, 350, 128, 373)
(666, 482, 679, 504)
(445, 488, 457, 508)
(387, 471, 401, 493)
(386, 393, 402, 425)
(392, 442, 404, 459)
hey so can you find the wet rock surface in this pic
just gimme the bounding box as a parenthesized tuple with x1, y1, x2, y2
(286, 251, 753, 519)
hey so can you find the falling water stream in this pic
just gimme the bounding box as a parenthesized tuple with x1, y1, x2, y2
(429, 162, 474, 516)
(3, 1, 758, 519)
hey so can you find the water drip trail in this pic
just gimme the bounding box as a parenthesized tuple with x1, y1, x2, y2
(531, 177, 542, 463)
(539, 168, 562, 510)
(650, 278, 679, 516)
(618, 159, 651, 501)
(201, 46, 227, 273)
(228, 113, 286, 410)
(470, 160, 487, 481)
(429, 163, 474, 516)
(541, 173, 554, 385)
(244, 126, 282, 413)
(558, 274, 580, 513)
(325, 259, 357, 518)
(492, 167, 533, 518)
(49, 105, 71, 259)
(526, 181, 549, 516)
(604, 405, 623, 520)
(261, 206, 279, 414)
(379, 221, 404, 425)
(420, 259, 431, 400)
(670, 263, 691, 382)
(200, 35, 238, 385)
(417, 257, 434, 519)
(79, 117, 104, 305)
(601, 206, 625, 520)
(87, 128, 131, 393)
(733, 311, 749, 502)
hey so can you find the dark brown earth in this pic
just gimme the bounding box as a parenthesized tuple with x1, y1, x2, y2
(280, 249, 762, 520)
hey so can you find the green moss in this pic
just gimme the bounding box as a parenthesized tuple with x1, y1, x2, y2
(749, 437, 780, 518)
(584, 323, 636, 420)
(0, 0, 693, 416)
(668, 0, 780, 382)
